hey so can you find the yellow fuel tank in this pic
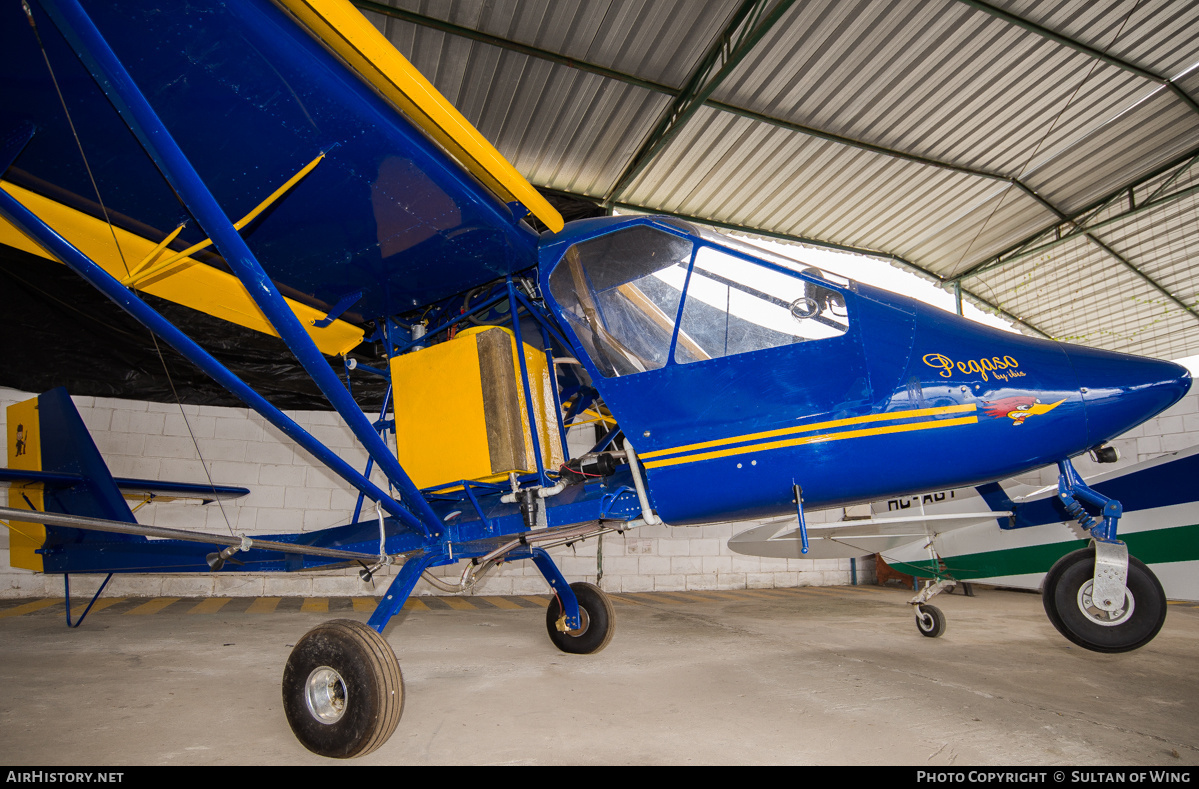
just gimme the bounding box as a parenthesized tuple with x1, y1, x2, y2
(390, 326, 563, 490)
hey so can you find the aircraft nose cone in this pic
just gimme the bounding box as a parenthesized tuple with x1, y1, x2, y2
(1063, 345, 1192, 447)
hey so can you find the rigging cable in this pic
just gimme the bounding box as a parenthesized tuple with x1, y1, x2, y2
(26, 1, 236, 538)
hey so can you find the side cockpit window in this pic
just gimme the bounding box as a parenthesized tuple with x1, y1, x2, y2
(548, 222, 850, 378)
(548, 226, 692, 377)
(673, 245, 848, 365)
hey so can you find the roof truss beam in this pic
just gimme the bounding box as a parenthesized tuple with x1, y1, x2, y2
(962, 147, 1199, 275)
(964, 153, 1199, 280)
(351, 0, 675, 96)
(601, 0, 796, 206)
(954, 0, 1199, 116)
(954, 149, 1199, 327)
(352, 3, 1059, 194)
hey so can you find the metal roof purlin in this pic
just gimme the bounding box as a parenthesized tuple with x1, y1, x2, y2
(963, 182, 1199, 326)
(960, 147, 1199, 281)
(600, 0, 797, 207)
(351, 0, 677, 97)
(974, 175, 1199, 326)
(350, 2, 1062, 202)
(954, 0, 1199, 117)
(968, 178, 1199, 279)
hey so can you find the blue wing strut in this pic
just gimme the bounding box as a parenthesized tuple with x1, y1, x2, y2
(33, 0, 440, 538)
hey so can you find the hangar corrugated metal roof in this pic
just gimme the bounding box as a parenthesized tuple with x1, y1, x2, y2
(358, 0, 1199, 360)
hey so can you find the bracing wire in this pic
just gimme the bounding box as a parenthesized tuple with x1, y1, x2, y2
(27, 1, 236, 537)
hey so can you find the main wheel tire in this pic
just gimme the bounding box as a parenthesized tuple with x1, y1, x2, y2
(282, 619, 403, 758)
(1042, 547, 1166, 653)
(915, 604, 947, 638)
(545, 582, 615, 655)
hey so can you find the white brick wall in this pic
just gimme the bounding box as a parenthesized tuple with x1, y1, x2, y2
(11, 382, 1196, 599)
(0, 385, 867, 598)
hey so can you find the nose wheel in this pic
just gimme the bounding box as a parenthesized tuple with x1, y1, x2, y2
(915, 604, 946, 638)
(909, 578, 955, 639)
(1042, 547, 1166, 653)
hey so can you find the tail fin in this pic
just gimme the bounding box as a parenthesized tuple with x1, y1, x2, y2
(6, 388, 137, 571)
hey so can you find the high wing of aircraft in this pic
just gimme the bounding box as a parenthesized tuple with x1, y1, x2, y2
(0, 0, 1193, 759)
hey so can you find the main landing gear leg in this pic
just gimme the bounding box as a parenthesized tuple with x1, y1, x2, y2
(531, 547, 615, 654)
(281, 553, 435, 758)
(1042, 460, 1166, 653)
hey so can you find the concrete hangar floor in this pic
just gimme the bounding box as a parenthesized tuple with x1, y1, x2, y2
(0, 584, 1196, 766)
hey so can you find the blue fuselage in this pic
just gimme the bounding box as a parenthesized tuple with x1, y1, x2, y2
(538, 216, 1191, 525)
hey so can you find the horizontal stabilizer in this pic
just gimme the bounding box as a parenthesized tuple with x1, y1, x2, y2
(110, 478, 250, 503)
(0, 468, 249, 503)
(728, 511, 1012, 560)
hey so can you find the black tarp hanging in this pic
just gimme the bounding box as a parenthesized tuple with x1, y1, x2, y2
(0, 244, 388, 410)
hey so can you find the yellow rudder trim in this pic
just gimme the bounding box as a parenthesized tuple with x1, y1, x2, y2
(6, 397, 44, 572)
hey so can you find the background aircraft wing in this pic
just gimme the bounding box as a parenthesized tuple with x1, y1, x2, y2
(728, 511, 1013, 560)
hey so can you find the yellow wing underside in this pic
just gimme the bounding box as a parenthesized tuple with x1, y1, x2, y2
(0, 183, 364, 356)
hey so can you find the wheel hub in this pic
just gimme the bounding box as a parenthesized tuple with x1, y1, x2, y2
(558, 607, 590, 636)
(1077, 579, 1135, 627)
(305, 666, 348, 724)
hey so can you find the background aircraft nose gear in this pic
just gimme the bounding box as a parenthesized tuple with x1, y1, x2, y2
(909, 578, 956, 638)
(915, 604, 947, 638)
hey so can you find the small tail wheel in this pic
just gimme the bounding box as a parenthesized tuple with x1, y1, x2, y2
(282, 619, 404, 758)
(915, 604, 947, 638)
(545, 582, 615, 654)
(1042, 547, 1166, 653)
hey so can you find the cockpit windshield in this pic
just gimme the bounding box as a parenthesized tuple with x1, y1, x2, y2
(548, 221, 851, 378)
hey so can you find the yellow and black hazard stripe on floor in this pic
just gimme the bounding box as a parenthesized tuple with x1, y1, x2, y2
(0, 585, 911, 619)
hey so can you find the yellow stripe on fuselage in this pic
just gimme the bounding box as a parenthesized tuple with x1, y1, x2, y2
(642, 406, 978, 470)
(642, 404, 976, 461)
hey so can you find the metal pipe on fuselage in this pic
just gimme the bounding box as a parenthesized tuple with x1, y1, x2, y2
(506, 277, 550, 488)
(623, 443, 660, 525)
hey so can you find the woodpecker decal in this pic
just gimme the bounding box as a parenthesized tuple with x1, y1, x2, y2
(982, 396, 1065, 426)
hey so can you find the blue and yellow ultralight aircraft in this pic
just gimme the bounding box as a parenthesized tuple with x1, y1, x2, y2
(0, 0, 1192, 758)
